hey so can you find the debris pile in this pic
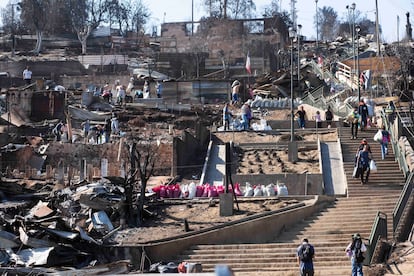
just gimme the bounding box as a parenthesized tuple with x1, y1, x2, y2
(0, 177, 130, 274)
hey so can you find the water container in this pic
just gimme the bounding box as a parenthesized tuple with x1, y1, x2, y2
(277, 183, 288, 196)
(253, 185, 263, 196)
(266, 183, 276, 196)
(188, 182, 196, 199)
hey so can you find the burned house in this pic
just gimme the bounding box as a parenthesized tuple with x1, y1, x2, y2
(152, 17, 288, 78)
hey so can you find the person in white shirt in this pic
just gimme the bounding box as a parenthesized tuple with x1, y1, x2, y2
(111, 115, 119, 135)
(22, 66, 32, 85)
(143, 81, 150, 99)
(115, 80, 125, 105)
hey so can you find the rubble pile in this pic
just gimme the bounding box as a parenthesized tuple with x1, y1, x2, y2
(0, 177, 130, 274)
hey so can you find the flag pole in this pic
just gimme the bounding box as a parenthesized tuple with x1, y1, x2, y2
(245, 52, 251, 100)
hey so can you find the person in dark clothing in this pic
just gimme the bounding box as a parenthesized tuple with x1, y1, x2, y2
(348, 107, 359, 139)
(346, 233, 367, 276)
(296, 106, 307, 129)
(358, 100, 369, 131)
(104, 118, 111, 143)
(297, 238, 315, 276)
(380, 126, 390, 160)
(356, 145, 372, 184)
(325, 106, 333, 128)
(357, 139, 372, 153)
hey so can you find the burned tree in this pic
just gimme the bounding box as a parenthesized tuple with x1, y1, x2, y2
(19, 0, 51, 54)
(126, 138, 161, 226)
(68, 0, 108, 55)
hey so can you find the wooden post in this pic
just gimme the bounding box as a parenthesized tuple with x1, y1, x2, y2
(87, 164, 93, 182)
(57, 161, 64, 185)
(79, 159, 86, 182)
(46, 165, 53, 179)
(101, 158, 108, 177)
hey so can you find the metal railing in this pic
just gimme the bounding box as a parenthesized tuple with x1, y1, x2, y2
(303, 60, 355, 118)
(366, 211, 387, 265)
(380, 107, 414, 240)
(392, 171, 414, 240)
(380, 109, 410, 177)
(301, 86, 353, 119)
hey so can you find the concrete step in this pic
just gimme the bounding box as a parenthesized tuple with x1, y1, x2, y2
(275, 234, 370, 243)
(180, 258, 351, 267)
(171, 127, 403, 275)
(190, 242, 346, 249)
(234, 267, 365, 275)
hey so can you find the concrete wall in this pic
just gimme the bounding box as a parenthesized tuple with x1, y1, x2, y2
(159, 19, 283, 60)
(0, 61, 87, 80)
(60, 77, 230, 104)
(61, 75, 133, 92)
(7, 89, 65, 121)
(173, 123, 210, 177)
(124, 196, 335, 267)
(43, 140, 173, 177)
(232, 173, 324, 195)
(267, 119, 335, 129)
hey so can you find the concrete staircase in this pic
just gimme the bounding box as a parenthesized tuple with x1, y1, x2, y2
(173, 127, 404, 275)
(339, 127, 405, 197)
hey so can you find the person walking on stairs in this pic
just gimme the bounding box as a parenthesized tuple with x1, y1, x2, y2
(222, 102, 233, 131)
(297, 238, 315, 276)
(358, 100, 369, 131)
(356, 145, 372, 184)
(325, 106, 333, 128)
(345, 233, 367, 276)
(380, 126, 390, 160)
(356, 139, 372, 154)
(348, 107, 360, 139)
(296, 106, 307, 129)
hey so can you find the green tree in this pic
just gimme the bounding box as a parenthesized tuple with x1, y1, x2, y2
(47, 0, 75, 35)
(338, 8, 372, 39)
(318, 6, 338, 41)
(203, 0, 255, 19)
(107, 0, 149, 35)
(262, 0, 280, 17)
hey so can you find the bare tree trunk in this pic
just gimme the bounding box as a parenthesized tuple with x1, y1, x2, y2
(77, 26, 92, 55)
(126, 143, 137, 226)
(137, 176, 146, 226)
(33, 30, 43, 55)
(81, 39, 87, 55)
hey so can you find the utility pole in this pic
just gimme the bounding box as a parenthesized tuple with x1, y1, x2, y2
(315, 0, 318, 52)
(351, 3, 356, 89)
(191, 0, 194, 36)
(375, 0, 380, 56)
(290, 0, 297, 29)
(11, 4, 15, 57)
(397, 15, 400, 47)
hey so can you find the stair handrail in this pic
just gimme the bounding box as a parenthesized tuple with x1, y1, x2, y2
(367, 211, 387, 265)
(380, 107, 414, 240)
(392, 171, 414, 241)
(380, 108, 409, 177)
(308, 60, 324, 77)
(302, 85, 353, 119)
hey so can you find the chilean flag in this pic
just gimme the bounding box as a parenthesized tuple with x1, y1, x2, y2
(245, 52, 251, 74)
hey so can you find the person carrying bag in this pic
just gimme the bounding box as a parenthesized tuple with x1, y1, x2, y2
(356, 145, 372, 184)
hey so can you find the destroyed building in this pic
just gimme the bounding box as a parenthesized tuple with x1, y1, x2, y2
(0, 9, 413, 274)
